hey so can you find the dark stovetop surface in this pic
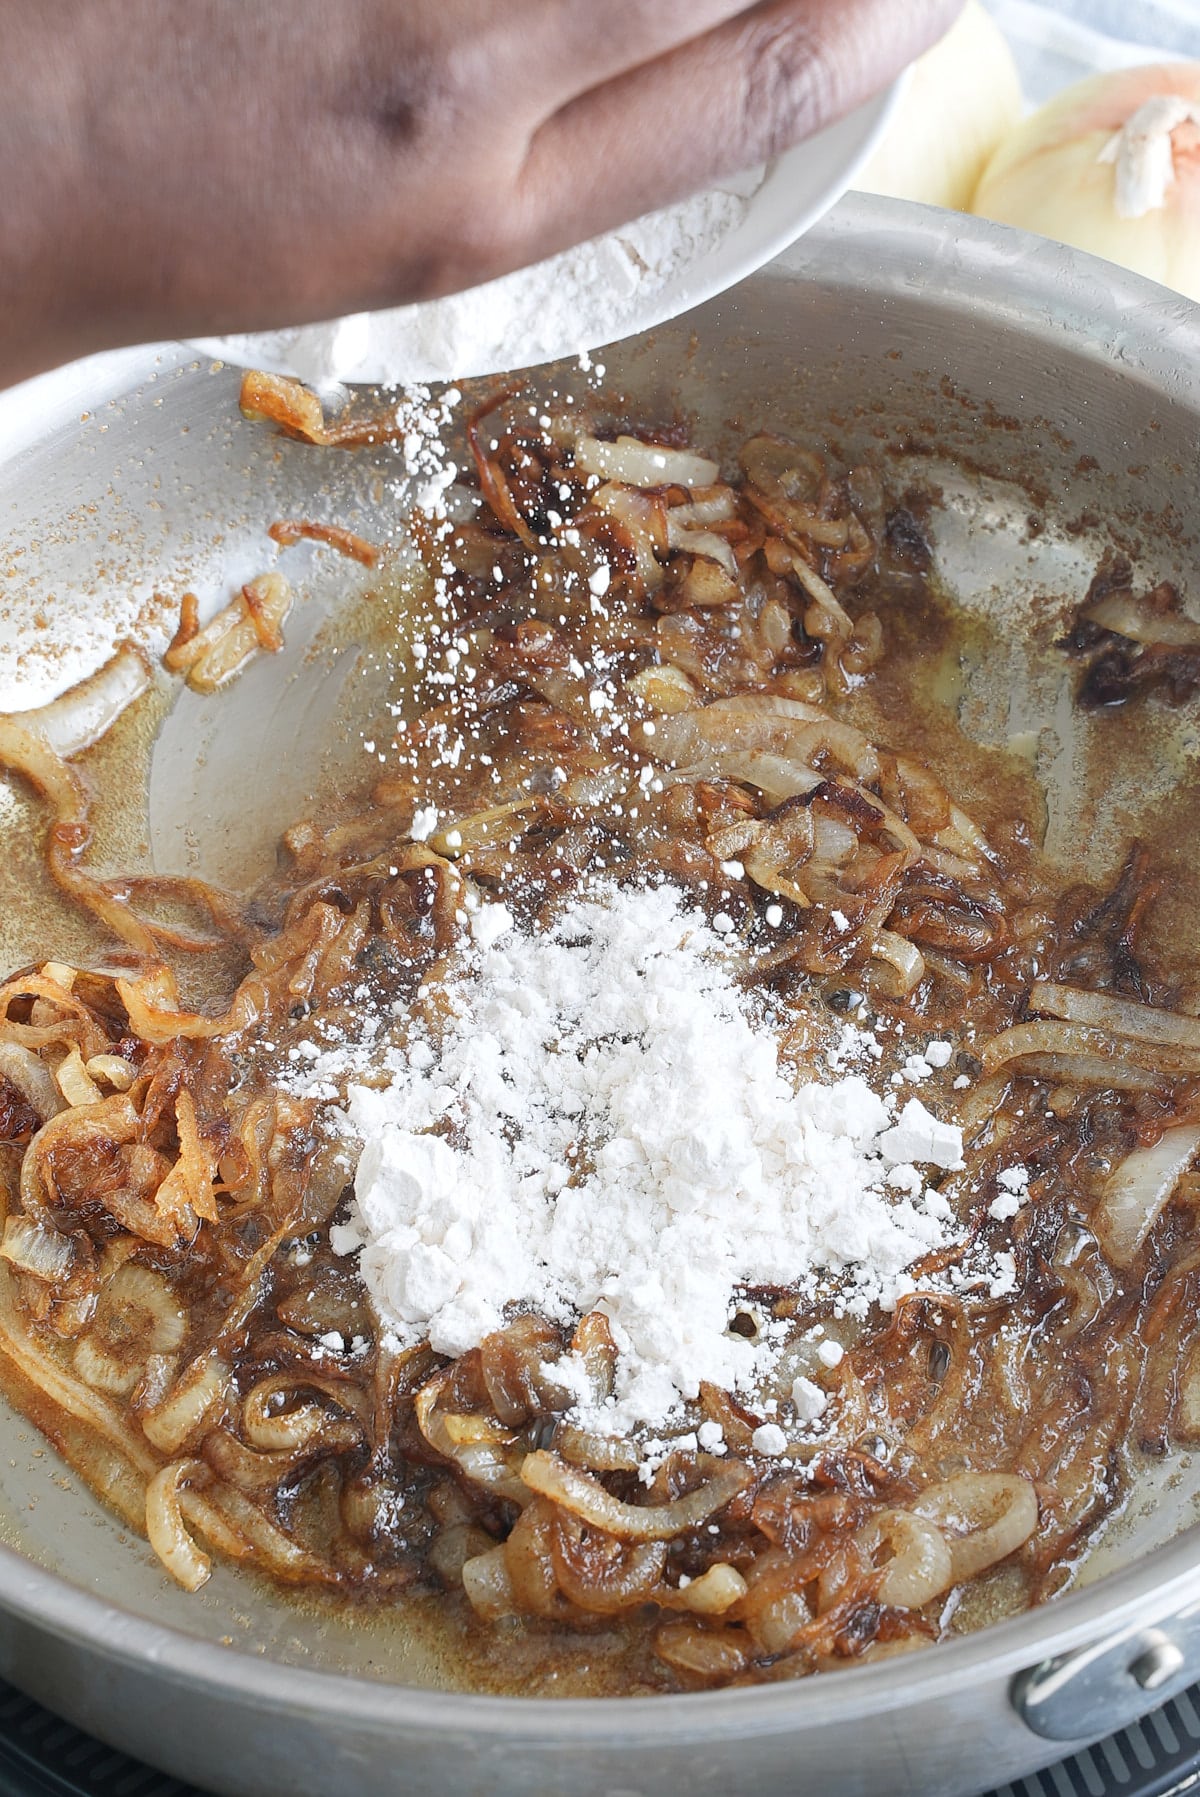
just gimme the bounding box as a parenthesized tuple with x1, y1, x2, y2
(1, 1671, 1199, 1797)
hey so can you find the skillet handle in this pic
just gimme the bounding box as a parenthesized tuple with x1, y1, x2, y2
(1012, 1600, 1200, 1741)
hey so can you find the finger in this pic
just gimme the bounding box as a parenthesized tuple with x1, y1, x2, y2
(517, 0, 960, 257)
(528, 0, 776, 106)
(361, 1, 774, 124)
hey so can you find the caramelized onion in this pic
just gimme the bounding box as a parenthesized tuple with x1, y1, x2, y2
(152, 1088, 219, 1231)
(0, 1043, 65, 1122)
(1177, 1340, 1200, 1440)
(0, 1217, 75, 1281)
(569, 1311, 618, 1406)
(74, 1263, 185, 1397)
(1093, 1125, 1200, 1267)
(553, 1426, 641, 1474)
(111, 1264, 187, 1353)
(1030, 982, 1200, 1050)
(856, 1509, 953, 1608)
(145, 1461, 212, 1592)
(140, 1353, 230, 1454)
(581, 483, 667, 597)
(667, 490, 738, 529)
(646, 696, 880, 786)
(163, 574, 292, 692)
(55, 1046, 102, 1108)
(84, 1053, 135, 1093)
(428, 797, 546, 859)
(1084, 590, 1200, 649)
(0, 1265, 159, 1475)
(676, 1563, 748, 1615)
(742, 808, 816, 908)
(73, 1334, 142, 1397)
(654, 1621, 750, 1680)
(240, 371, 328, 441)
(739, 1552, 814, 1654)
(991, 1052, 1162, 1092)
(521, 1450, 752, 1540)
(268, 520, 379, 566)
(787, 556, 856, 638)
(2, 643, 151, 758)
(869, 931, 927, 997)
(665, 522, 739, 578)
(574, 435, 718, 490)
(415, 1372, 527, 1502)
(461, 1544, 518, 1619)
(702, 750, 822, 810)
(503, 1497, 572, 1618)
(740, 437, 850, 548)
(116, 967, 266, 1044)
(184, 1479, 325, 1579)
(980, 1020, 1200, 1080)
(669, 555, 741, 610)
(623, 664, 699, 714)
(242, 1379, 331, 1454)
(0, 717, 89, 828)
(913, 1473, 1038, 1581)
(3, 389, 1196, 1687)
(549, 1513, 666, 1613)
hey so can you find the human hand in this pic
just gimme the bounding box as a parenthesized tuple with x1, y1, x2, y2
(0, 0, 960, 385)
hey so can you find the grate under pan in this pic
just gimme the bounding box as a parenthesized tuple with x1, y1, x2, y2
(992, 1685, 1200, 1797)
(0, 1678, 204, 1797)
(0, 1675, 1199, 1797)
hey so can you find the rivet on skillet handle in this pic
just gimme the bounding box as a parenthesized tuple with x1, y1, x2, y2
(1012, 1604, 1200, 1741)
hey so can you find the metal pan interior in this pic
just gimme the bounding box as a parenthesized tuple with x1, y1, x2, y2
(0, 195, 1198, 1695)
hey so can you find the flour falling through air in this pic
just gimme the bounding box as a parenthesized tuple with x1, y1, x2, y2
(331, 882, 963, 1435)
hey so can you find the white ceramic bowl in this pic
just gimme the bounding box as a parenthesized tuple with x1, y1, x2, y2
(190, 81, 900, 386)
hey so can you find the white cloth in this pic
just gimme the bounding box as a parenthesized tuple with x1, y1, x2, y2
(986, 0, 1200, 103)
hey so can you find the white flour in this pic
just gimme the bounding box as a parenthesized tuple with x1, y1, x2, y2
(210, 185, 755, 387)
(332, 882, 961, 1434)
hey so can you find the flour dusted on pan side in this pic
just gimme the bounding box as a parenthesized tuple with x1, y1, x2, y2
(331, 882, 962, 1434)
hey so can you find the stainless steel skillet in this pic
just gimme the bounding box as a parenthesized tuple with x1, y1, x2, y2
(0, 195, 1199, 1795)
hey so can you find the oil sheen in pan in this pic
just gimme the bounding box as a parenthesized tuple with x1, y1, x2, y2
(0, 301, 1200, 1703)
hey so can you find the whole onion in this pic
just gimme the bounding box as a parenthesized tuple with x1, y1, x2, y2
(857, 1, 1022, 211)
(972, 64, 1200, 302)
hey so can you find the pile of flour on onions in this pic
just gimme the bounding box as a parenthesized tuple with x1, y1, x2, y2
(320, 881, 967, 1438)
